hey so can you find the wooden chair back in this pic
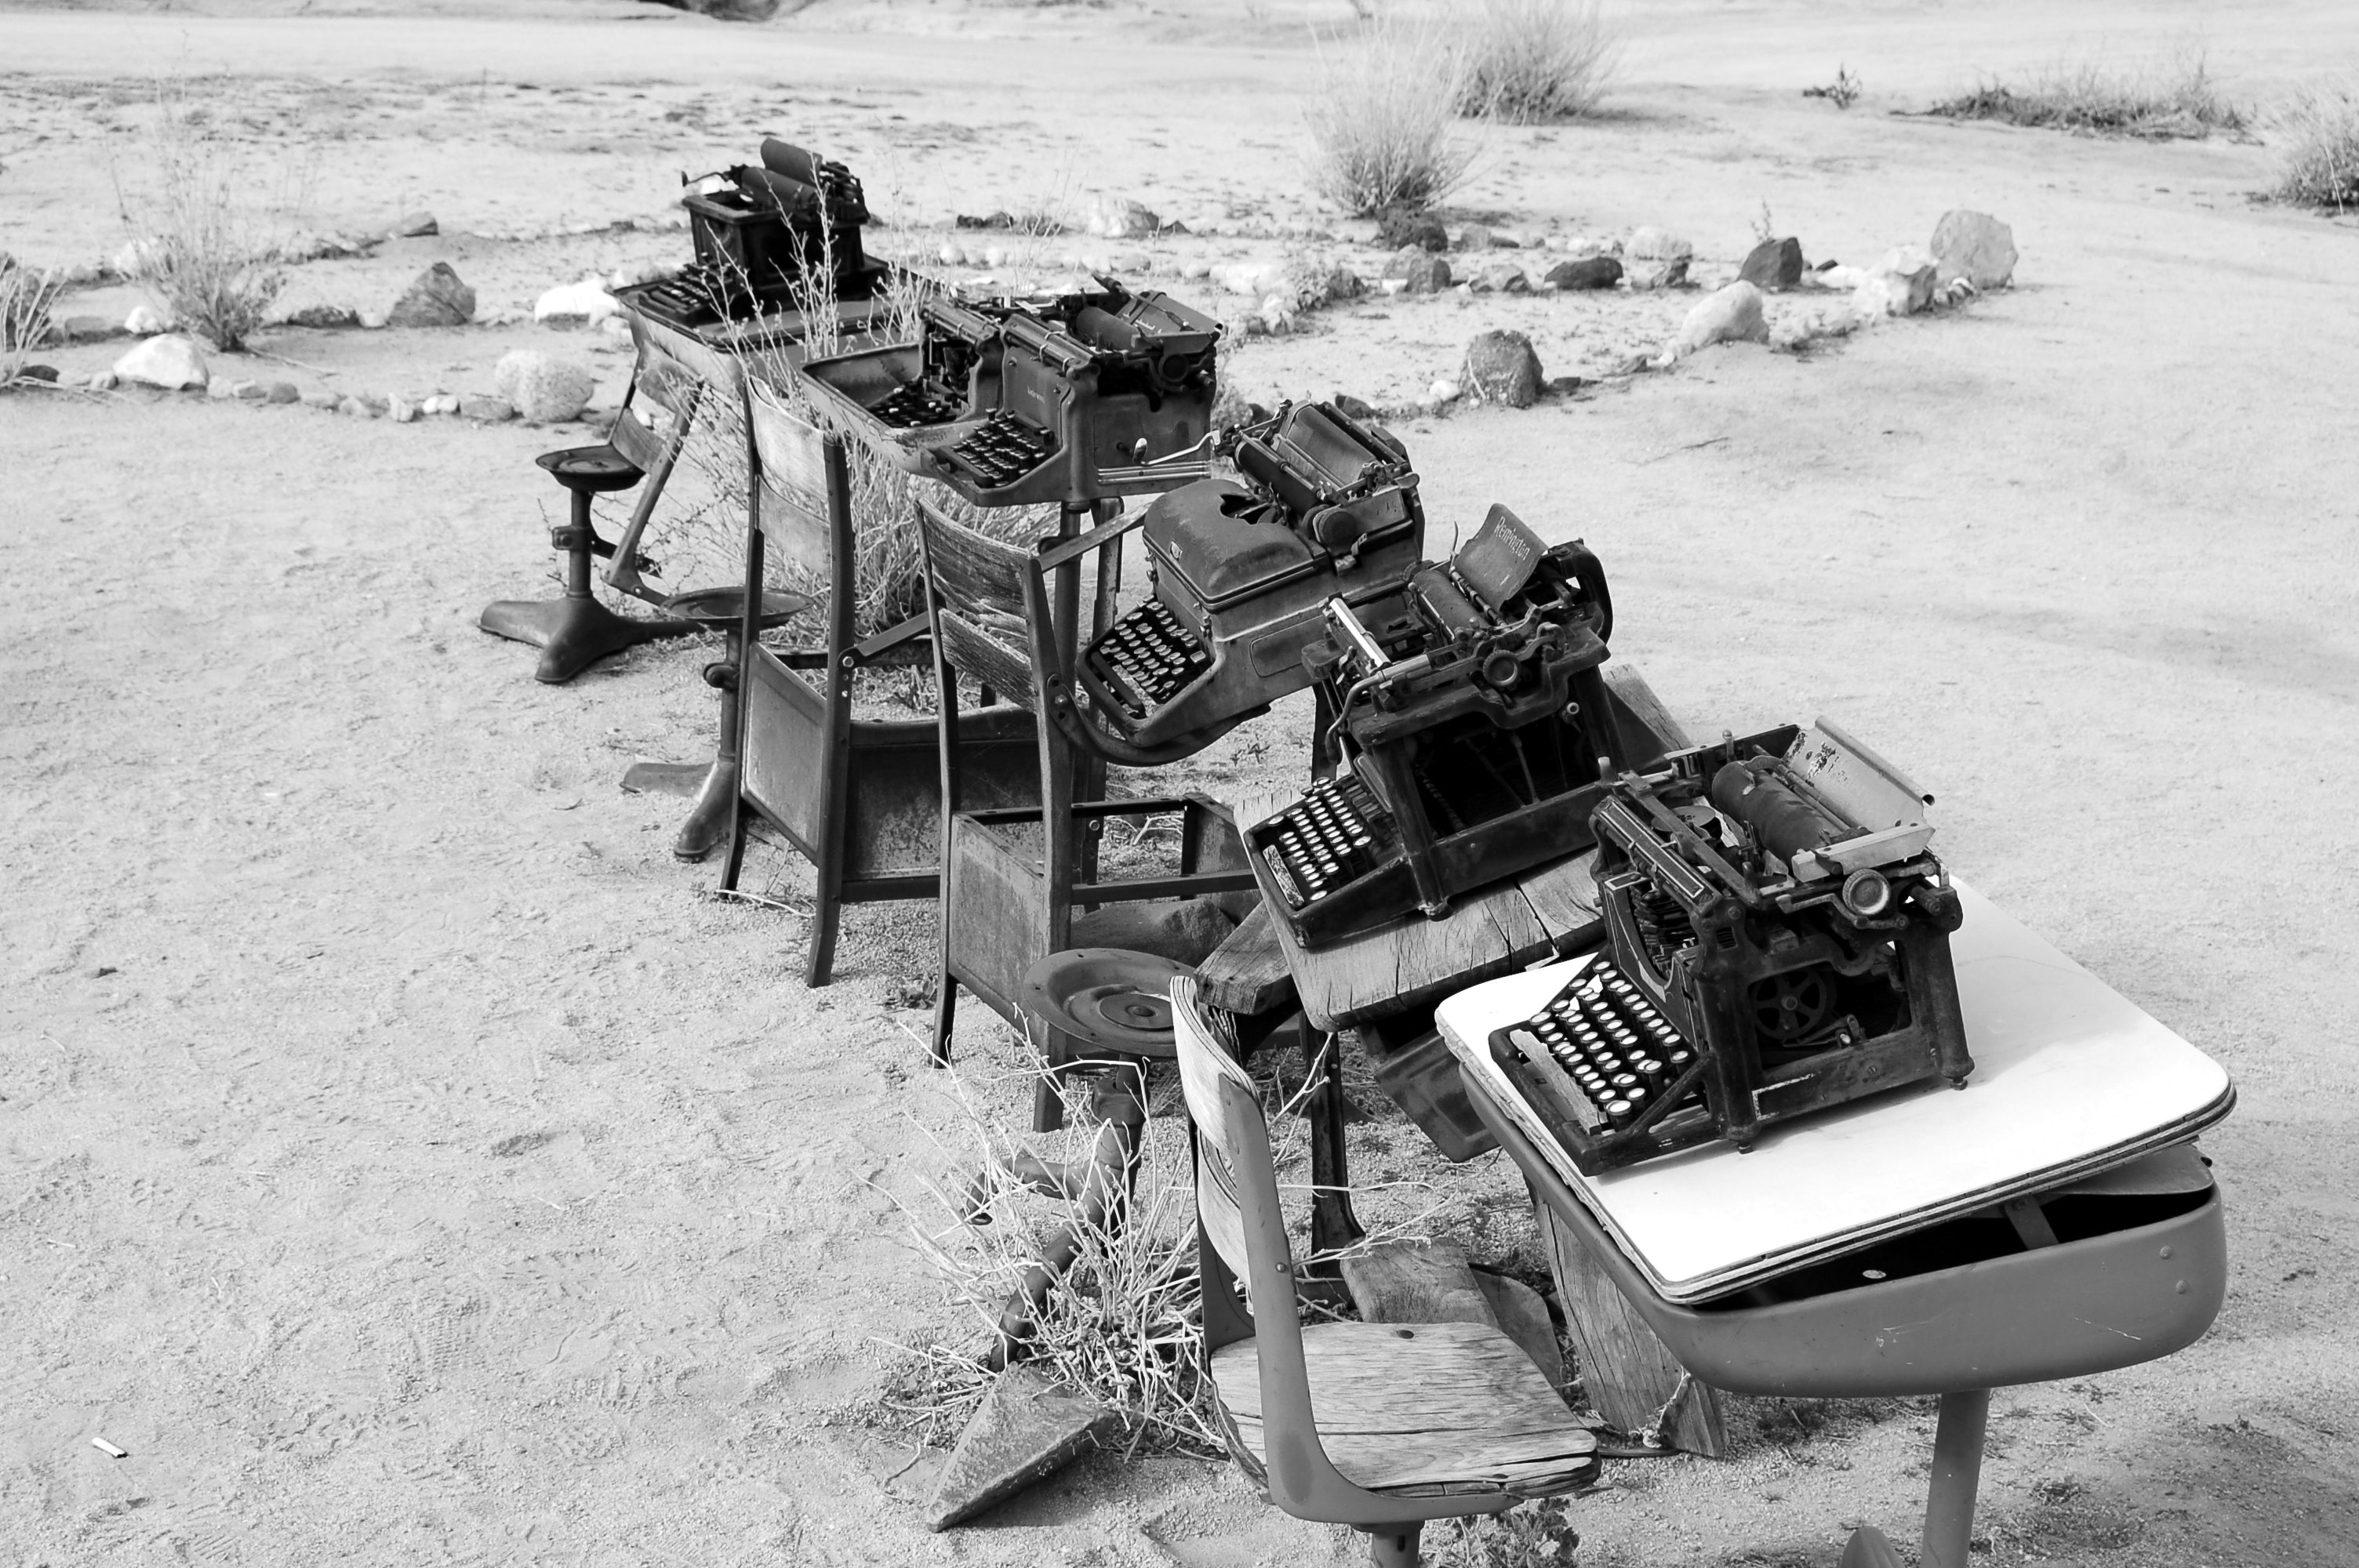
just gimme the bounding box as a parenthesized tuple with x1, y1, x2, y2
(744, 378, 855, 604)
(604, 310, 747, 603)
(914, 496, 1045, 715)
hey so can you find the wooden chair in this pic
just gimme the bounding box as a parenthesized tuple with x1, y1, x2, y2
(915, 496, 1259, 1073)
(478, 309, 712, 684)
(1172, 976, 1597, 1568)
(723, 380, 1039, 985)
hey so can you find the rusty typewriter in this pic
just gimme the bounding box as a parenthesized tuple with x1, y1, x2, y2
(1491, 719, 1974, 1173)
(1242, 503, 1623, 948)
(627, 139, 885, 332)
(1078, 401, 1427, 748)
(800, 278, 1221, 506)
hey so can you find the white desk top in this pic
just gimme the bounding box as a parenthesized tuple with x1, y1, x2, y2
(1439, 883, 2235, 1302)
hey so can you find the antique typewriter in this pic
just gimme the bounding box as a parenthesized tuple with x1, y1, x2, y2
(1243, 504, 1622, 948)
(632, 140, 884, 332)
(801, 278, 1221, 507)
(1490, 718, 1974, 1173)
(1078, 401, 1427, 748)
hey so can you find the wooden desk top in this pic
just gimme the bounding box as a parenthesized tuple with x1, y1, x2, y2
(1441, 883, 2236, 1302)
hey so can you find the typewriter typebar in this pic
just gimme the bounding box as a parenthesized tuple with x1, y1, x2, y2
(1493, 718, 1975, 1173)
(1078, 401, 1427, 747)
(1244, 503, 1623, 949)
(679, 139, 882, 310)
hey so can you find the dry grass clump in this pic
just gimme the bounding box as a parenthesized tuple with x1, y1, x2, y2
(0, 258, 62, 386)
(1450, 0, 1619, 123)
(1926, 54, 2246, 140)
(112, 86, 304, 351)
(2274, 82, 2359, 212)
(1307, 20, 1480, 215)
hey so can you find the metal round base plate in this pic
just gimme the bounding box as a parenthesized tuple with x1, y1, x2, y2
(1020, 947, 1193, 1060)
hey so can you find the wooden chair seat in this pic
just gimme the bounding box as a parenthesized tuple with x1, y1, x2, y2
(1210, 1321, 1598, 1497)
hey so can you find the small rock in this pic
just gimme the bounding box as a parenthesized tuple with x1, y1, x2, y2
(924, 1364, 1120, 1531)
(1180, 260, 1212, 280)
(1332, 392, 1379, 420)
(534, 278, 622, 325)
(1659, 281, 1769, 362)
(112, 333, 209, 390)
(337, 395, 378, 419)
(14, 363, 58, 383)
(1457, 223, 1493, 252)
(49, 314, 116, 344)
(1739, 236, 1805, 291)
(1257, 294, 1296, 336)
(420, 392, 460, 416)
(111, 238, 161, 279)
(460, 394, 517, 423)
(1930, 209, 2016, 289)
(1084, 195, 1161, 240)
(1461, 328, 1544, 408)
(1375, 207, 1448, 252)
(1384, 253, 1452, 295)
(300, 387, 342, 409)
(357, 310, 388, 330)
(206, 372, 240, 400)
(1218, 262, 1281, 299)
(1856, 245, 1939, 318)
(1478, 261, 1529, 294)
(124, 303, 173, 336)
(1543, 256, 1622, 291)
(266, 382, 300, 405)
(390, 397, 420, 423)
(85, 370, 119, 390)
(385, 209, 438, 239)
(1543, 373, 1587, 398)
(1427, 378, 1462, 403)
(387, 261, 476, 328)
(231, 379, 265, 401)
(494, 350, 597, 423)
(1623, 227, 1693, 289)
(285, 303, 361, 330)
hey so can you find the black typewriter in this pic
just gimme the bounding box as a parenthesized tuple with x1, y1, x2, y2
(1245, 504, 1623, 949)
(627, 140, 885, 334)
(1078, 401, 1427, 747)
(802, 278, 1220, 508)
(1491, 718, 1973, 1173)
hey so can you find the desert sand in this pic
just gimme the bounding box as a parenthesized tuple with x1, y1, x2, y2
(5, 1, 2358, 1563)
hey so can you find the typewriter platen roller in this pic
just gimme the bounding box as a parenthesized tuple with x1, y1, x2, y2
(1245, 503, 1625, 949)
(1492, 718, 1973, 1173)
(1078, 401, 1427, 748)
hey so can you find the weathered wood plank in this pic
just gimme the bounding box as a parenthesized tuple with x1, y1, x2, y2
(1529, 1181, 1728, 1457)
(1209, 1320, 1596, 1494)
(1339, 1240, 1499, 1330)
(1196, 904, 1299, 1018)
(1602, 663, 1694, 762)
(1474, 1269, 1569, 1396)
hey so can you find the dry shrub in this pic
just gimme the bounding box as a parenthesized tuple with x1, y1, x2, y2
(1307, 20, 1480, 215)
(112, 85, 304, 351)
(879, 1034, 1442, 1453)
(0, 258, 62, 386)
(1450, 0, 1619, 123)
(1926, 53, 2246, 140)
(2275, 81, 2359, 212)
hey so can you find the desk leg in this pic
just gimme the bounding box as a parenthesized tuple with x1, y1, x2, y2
(1308, 1032, 1365, 1259)
(1921, 1388, 1990, 1568)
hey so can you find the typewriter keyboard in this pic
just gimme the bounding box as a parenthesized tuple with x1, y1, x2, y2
(870, 381, 965, 430)
(938, 410, 1056, 491)
(1257, 775, 1398, 909)
(1513, 959, 1699, 1129)
(1085, 601, 1212, 717)
(631, 265, 747, 329)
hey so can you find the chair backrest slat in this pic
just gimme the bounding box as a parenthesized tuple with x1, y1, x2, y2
(1172, 979, 1292, 1301)
(745, 380, 841, 578)
(914, 499, 1030, 623)
(609, 408, 666, 474)
(933, 612, 1040, 712)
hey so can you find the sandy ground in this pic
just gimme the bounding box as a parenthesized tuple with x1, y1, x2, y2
(6, 2, 2359, 1564)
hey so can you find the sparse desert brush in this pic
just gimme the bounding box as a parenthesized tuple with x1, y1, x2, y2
(2274, 82, 2359, 212)
(113, 85, 305, 351)
(1927, 53, 2247, 140)
(1307, 20, 1480, 215)
(1449, 0, 1619, 123)
(0, 257, 63, 386)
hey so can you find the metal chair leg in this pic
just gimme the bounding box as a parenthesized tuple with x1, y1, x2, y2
(1365, 1524, 1422, 1567)
(478, 481, 695, 684)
